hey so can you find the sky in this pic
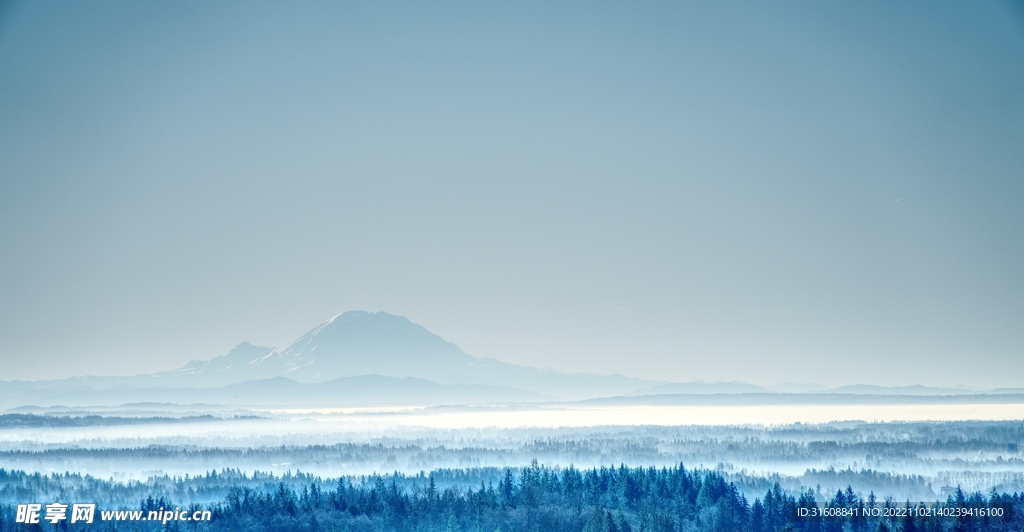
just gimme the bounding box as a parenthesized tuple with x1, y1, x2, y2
(1, 1, 1022, 388)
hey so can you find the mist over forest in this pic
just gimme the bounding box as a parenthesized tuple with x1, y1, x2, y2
(3, 0, 1023, 528)
(2, 413, 1023, 500)
(1, 312, 1023, 531)
(3, 436, 1024, 531)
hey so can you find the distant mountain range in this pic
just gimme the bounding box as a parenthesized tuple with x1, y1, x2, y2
(626, 382, 990, 396)
(0, 311, 1014, 409)
(149, 311, 656, 400)
(0, 312, 656, 407)
(0, 375, 552, 409)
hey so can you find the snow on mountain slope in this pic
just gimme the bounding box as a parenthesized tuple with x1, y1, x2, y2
(0, 312, 659, 402)
(153, 311, 657, 400)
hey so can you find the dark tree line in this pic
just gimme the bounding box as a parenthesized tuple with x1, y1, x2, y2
(6, 421, 1023, 500)
(0, 414, 220, 428)
(2, 461, 1022, 532)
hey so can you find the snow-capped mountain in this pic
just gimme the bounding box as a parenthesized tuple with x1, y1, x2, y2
(156, 311, 656, 400)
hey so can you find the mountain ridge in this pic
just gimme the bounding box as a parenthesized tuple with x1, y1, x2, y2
(0, 311, 1004, 408)
(0, 374, 553, 409)
(150, 311, 659, 400)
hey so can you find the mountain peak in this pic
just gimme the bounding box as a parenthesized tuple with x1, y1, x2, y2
(149, 311, 659, 400)
(246, 311, 473, 382)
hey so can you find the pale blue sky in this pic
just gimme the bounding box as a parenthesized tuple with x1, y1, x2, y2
(1, 1, 1022, 387)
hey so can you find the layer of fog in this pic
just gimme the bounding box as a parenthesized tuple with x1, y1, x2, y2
(2, 403, 1023, 501)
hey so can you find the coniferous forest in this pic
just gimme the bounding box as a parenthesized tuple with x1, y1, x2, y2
(4, 0, 1023, 530)
(2, 462, 1021, 532)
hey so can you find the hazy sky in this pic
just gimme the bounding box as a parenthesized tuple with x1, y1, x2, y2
(1, 1, 1022, 387)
